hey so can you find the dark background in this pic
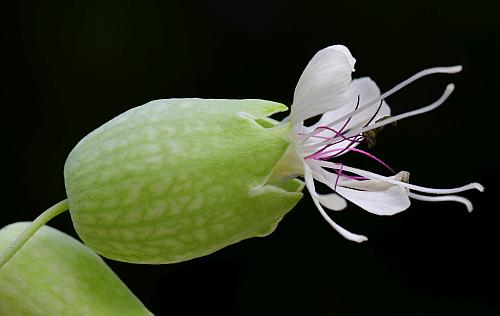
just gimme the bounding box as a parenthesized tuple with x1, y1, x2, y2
(1, 1, 499, 315)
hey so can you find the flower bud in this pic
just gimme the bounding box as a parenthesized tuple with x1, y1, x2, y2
(0, 222, 152, 315)
(64, 99, 304, 264)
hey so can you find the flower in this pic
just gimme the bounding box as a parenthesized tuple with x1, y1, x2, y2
(0, 45, 485, 269)
(286, 45, 484, 242)
(63, 99, 304, 264)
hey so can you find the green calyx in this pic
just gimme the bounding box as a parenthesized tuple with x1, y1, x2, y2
(0, 222, 152, 315)
(64, 99, 304, 264)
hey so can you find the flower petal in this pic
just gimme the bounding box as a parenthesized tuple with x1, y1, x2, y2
(335, 185, 411, 216)
(308, 77, 390, 133)
(291, 45, 355, 127)
(317, 193, 347, 211)
(308, 161, 410, 215)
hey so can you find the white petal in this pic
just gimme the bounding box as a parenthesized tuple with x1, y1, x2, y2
(336, 185, 411, 216)
(309, 77, 391, 133)
(331, 45, 356, 69)
(308, 162, 410, 215)
(317, 193, 347, 211)
(308, 162, 403, 193)
(291, 45, 355, 127)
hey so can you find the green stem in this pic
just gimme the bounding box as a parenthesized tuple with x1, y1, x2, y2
(0, 199, 69, 269)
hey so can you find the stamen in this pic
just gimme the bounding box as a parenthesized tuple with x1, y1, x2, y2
(348, 148, 395, 174)
(307, 134, 333, 140)
(337, 148, 395, 174)
(300, 65, 462, 145)
(333, 163, 343, 190)
(313, 160, 484, 195)
(311, 147, 396, 174)
(363, 100, 384, 128)
(305, 134, 362, 159)
(304, 126, 363, 142)
(408, 192, 475, 212)
(335, 94, 360, 135)
(336, 174, 366, 180)
(325, 135, 363, 158)
(310, 164, 367, 189)
(303, 83, 456, 152)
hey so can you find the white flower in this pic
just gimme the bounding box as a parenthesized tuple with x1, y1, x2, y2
(287, 45, 484, 242)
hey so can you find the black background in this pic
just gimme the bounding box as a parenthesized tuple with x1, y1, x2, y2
(1, 1, 499, 315)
